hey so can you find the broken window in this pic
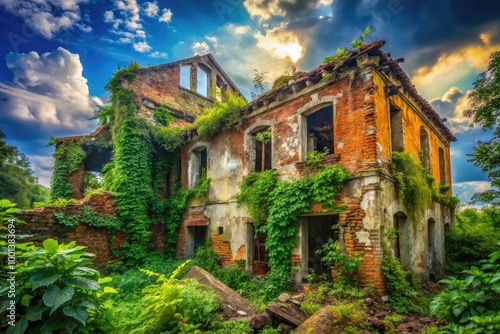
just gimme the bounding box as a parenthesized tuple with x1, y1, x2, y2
(439, 147, 446, 184)
(306, 105, 334, 155)
(189, 146, 208, 188)
(390, 103, 404, 152)
(197, 67, 209, 97)
(180, 65, 191, 89)
(307, 215, 339, 278)
(253, 128, 272, 172)
(420, 127, 430, 172)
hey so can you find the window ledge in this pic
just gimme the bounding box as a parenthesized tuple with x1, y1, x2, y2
(295, 153, 340, 177)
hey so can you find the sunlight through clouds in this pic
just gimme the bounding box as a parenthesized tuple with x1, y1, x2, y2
(255, 24, 304, 63)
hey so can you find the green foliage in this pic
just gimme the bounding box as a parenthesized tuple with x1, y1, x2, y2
(381, 244, 423, 314)
(317, 238, 363, 299)
(391, 151, 433, 225)
(440, 184, 451, 194)
(0, 129, 49, 208)
(235, 169, 277, 232)
(84, 187, 104, 198)
(154, 124, 193, 151)
(446, 208, 500, 276)
(255, 127, 271, 143)
(236, 165, 350, 299)
(301, 301, 321, 315)
(465, 51, 500, 206)
(50, 141, 86, 200)
(431, 247, 500, 333)
(323, 27, 371, 64)
(83, 171, 102, 194)
(306, 147, 329, 172)
(0, 238, 116, 334)
(132, 261, 221, 334)
(194, 91, 247, 138)
(251, 69, 267, 100)
(210, 319, 253, 334)
(271, 69, 304, 89)
(384, 313, 403, 334)
(34, 197, 77, 208)
(153, 104, 174, 126)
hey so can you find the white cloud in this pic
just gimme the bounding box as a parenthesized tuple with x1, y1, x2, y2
(144, 1, 159, 17)
(453, 181, 491, 204)
(159, 8, 173, 23)
(133, 41, 152, 52)
(254, 24, 304, 62)
(149, 51, 168, 59)
(430, 87, 474, 133)
(192, 42, 211, 55)
(0, 47, 100, 130)
(243, 0, 329, 20)
(104, 10, 114, 22)
(0, 0, 90, 39)
(226, 24, 252, 35)
(206, 36, 219, 46)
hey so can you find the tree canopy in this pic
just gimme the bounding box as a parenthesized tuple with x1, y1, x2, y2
(0, 128, 48, 208)
(465, 51, 500, 206)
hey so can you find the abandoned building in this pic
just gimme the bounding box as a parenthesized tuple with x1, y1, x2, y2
(19, 41, 456, 292)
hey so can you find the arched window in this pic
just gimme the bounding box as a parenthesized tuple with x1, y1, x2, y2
(420, 127, 430, 172)
(439, 147, 446, 184)
(394, 211, 411, 270)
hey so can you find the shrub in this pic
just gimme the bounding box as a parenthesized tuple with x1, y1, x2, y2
(194, 91, 247, 138)
(430, 247, 500, 334)
(0, 238, 116, 334)
(132, 261, 221, 333)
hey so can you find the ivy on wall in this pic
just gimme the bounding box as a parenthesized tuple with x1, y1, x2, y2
(237, 164, 351, 298)
(50, 141, 86, 200)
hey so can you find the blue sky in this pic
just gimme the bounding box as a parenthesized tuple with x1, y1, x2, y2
(0, 0, 499, 205)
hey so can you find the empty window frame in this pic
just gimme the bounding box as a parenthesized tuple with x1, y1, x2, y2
(253, 128, 272, 172)
(180, 65, 191, 89)
(390, 103, 404, 152)
(439, 147, 446, 184)
(197, 67, 209, 97)
(189, 146, 208, 188)
(306, 105, 334, 155)
(420, 127, 430, 172)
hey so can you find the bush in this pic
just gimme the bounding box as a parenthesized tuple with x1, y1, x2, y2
(430, 247, 500, 334)
(0, 238, 116, 334)
(132, 261, 221, 333)
(194, 92, 247, 138)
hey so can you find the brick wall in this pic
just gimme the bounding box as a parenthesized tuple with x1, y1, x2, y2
(14, 193, 165, 266)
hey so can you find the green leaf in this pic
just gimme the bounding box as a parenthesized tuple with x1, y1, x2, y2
(6, 316, 28, 334)
(98, 276, 113, 284)
(103, 286, 118, 294)
(42, 285, 74, 314)
(21, 294, 33, 307)
(67, 278, 100, 290)
(42, 238, 58, 254)
(63, 305, 88, 325)
(26, 303, 48, 321)
(78, 300, 97, 310)
(31, 272, 62, 290)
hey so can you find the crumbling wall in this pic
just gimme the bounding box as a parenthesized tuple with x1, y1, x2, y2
(15, 193, 165, 266)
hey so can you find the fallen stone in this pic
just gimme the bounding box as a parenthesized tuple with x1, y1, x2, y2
(182, 266, 255, 317)
(266, 302, 308, 327)
(278, 293, 291, 303)
(277, 323, 292, 334)
(249, 312, 272, 330)
(293, 307, 338, 334)
(236, 310, 248, 317)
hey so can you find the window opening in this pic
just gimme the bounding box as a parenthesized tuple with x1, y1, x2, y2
(306, 106, 334, 154)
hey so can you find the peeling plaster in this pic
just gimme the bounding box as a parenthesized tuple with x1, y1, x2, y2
(356, 230, 372, 246)
(361, 189, 379, 229)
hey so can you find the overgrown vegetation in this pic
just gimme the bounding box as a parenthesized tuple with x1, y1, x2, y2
(446, 207, 500, 276)
(271, 66, 304, 89)
(431, 246, 500, 333)
(251, 69, 267, 100)
(49, 140, 87, 200)
(323, 27, 371, 65)
(237, 164, 351, 299)
(194, 91, 247, 138)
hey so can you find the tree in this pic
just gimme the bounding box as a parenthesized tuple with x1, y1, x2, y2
(465, 52, 500, 206)
(0, 128, 49, 208)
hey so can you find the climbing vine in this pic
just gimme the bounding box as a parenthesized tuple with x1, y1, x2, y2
(237, 164, 351, 298)
(50, 141, 86, 200)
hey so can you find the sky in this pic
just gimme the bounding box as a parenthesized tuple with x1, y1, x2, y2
(0, 0, 499, 205)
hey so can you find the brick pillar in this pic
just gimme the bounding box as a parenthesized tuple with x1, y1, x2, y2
(68, 161, 85, 200)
